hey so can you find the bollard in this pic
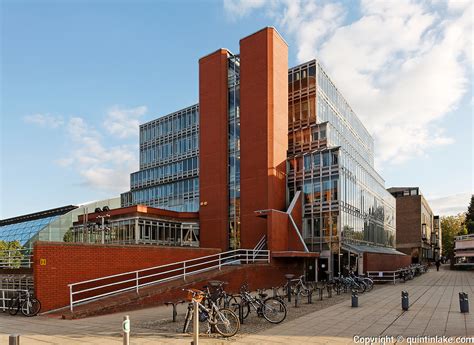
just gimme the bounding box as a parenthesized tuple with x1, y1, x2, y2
(9, 334, 20, 345)
(319, 287, 323, 301)
(122, 315, 130, 345)
(401, 291, 409, 311)
(459, 292, 469, 313)
(192, 300, 199, 345)
(351, 290, 358, 308)
(327, 285, 332, 298)
(307, 290, 313, 304)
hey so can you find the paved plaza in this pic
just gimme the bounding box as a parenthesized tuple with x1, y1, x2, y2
(0, 266, 472, 344)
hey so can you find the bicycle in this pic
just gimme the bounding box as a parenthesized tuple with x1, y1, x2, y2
(203, 280, 241, 309)
(9, 289, 41, 317)
(182, 288, 240, 337)
(231, 282, 287, 324)
(279, 275, 312, 297)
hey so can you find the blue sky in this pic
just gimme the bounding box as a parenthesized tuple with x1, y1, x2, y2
(1, 0, 472, 219)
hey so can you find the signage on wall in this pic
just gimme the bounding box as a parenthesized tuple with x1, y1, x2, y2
(40, 259, 47, 266)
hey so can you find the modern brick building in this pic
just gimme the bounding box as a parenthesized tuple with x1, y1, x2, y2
(119, 27, 402, 278)
(388, 187, 439, 263)
(2, 28, 410, 314)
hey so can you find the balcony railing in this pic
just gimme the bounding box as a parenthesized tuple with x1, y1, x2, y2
(0, 249, 33, 269)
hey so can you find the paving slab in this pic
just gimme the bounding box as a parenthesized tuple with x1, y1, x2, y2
(0, 265, 473, 344)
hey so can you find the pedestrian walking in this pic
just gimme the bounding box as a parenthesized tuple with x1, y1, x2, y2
(435, 259, 441, 271)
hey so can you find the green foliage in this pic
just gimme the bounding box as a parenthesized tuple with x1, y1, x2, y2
(466, 194, 474, 234)
(0, 240, 25, 268)
(0, 240, 22, 251)
(63, 229, 73, 242)
(441, 214, 467, 259)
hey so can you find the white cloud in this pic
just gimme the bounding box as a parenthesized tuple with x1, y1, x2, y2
(23, 113, 64, 128)
(64, 116, 139, 192)
(224, 0, 473, 164)
(428, 192, 472, 216)
(223, 0, 267, 18)
(104, 105, 147, 139)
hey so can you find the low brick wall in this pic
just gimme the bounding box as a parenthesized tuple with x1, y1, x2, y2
(364, 252, 412, 272)
(33, 242, 220, 312)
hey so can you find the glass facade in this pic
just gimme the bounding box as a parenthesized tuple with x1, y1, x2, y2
(228, 54, 241, 249)
(0, 198, 120, 247)
(287, 60, 396, 275)
(0, 215, 60, 246)
(121, 104, 200, 212)
(70, 217, 199, 247)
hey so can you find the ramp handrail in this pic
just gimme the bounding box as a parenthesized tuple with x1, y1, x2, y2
(68, 249, 270, 311)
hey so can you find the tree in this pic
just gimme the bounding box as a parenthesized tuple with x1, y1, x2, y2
(441, 214, 467, 260)
(466, 194, 474, 234)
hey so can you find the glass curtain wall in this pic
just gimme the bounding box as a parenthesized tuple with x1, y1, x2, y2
(287, 59, 396, 276)
(228, 54, 241, 249)
(121, 104, 200, 212)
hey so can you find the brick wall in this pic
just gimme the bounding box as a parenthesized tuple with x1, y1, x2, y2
(33, 242, 220, 312)
(395, 196, 422, 248)
(68, 259, 304, 318)
(364, 252, 412, 272)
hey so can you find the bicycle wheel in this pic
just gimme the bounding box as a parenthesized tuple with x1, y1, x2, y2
(355, 282, 366, 294)
(228, 295, 250, 320)
(363, 278, 374, 292)
(262, 297, 287, 324)
(8, 298, 20, 316)
(299, 287, 311, 297)
(213, 308, 240, 337)
(21, 298, 41, 317)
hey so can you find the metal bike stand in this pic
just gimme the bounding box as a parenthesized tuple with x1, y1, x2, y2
(164, 300, 185, 322)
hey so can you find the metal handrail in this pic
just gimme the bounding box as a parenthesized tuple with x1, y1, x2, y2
(0, 288, 28, 311)
(68, 248, 270, 311)
(0, 249, 33, 269)
(253, 235, 267, 260)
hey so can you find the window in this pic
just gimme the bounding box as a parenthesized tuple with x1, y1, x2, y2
(304, 155, 311, 172)
(323, 152, 330, 166)
(313, 153, 320, 168)
(332, 152, 338, 165)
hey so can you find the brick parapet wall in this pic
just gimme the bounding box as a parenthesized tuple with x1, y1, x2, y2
(33, 242, 220, 312)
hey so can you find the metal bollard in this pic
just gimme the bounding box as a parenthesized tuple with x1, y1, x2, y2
(351, 290, 358, 308)
(9, 334, 20, 345)
(307, 290, 313, 304)
(192, 300, 199, 345)
(459, 292, 469, 313)
(401, 291, 409, 311)
(122, 315, 130, 345)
